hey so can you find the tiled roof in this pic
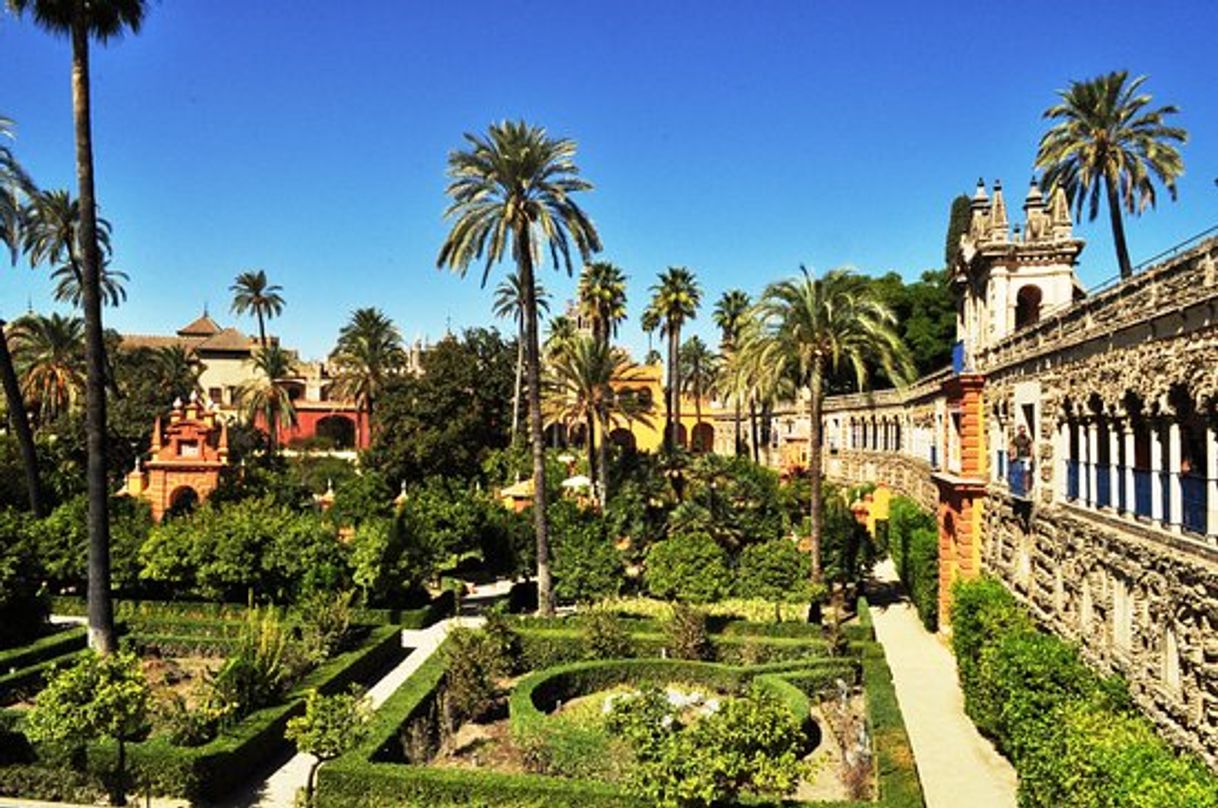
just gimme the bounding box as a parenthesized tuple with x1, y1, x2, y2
(120, 334, 199, 351)
(196, 327, 257, 352)
(177, 313, 222, 337)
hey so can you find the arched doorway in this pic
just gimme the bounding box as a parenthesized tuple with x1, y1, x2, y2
(316, 414, 356, 449)
(664, 423, 688, 449)
(691, 423, 714, 453)
(165, 486, 199, 520)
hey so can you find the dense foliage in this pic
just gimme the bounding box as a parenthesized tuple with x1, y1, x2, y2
(606, 686, 807, 807)
(366, 329, 515, 485)
(951, 577, 1218, 807)
(888, 496, 938, 630)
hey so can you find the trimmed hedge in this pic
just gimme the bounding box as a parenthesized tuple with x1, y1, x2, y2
(50, 589, 456, 630)
(951, 577, 1218, 808)
(513, 624, 834, 671)
(888, 496, 938, 631)
(0, 626, 86, 673)
(0, 623, 407, 803)
(319, 612, 924, 808)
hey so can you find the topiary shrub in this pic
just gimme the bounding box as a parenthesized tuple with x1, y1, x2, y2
(644, 532, 729, 604)
(549, 501, 624, 604)
(665, 604, 713, 661)
(582, 611, 634, 660)
(734, 538, 813, 618)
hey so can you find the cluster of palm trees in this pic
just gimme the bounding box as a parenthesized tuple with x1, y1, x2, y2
(437, 119, 919, 611)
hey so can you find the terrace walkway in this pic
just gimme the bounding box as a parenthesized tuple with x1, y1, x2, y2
(868, 559, 1017, 808)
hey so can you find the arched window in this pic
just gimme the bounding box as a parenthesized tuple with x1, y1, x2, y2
(1015, 285, 1043, 330)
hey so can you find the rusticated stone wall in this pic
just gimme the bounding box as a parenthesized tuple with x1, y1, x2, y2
(984, 490, 1218, 764)
(819, 236, 1218, 767)
(826, 449, 937, 512)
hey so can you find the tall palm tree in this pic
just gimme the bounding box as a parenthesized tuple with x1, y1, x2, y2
(21, 189, 113, 272)
(10, 312, 86, 425)
(544, 314, 578, 360)
(437, 119, 601, 616)
(1035, 71, 1187, 279)
(229, 269, 285, 348)
(329, 307, 406, 446)
(679, 335, 718, 452)
(577, 260, 627, 348)
(493, 271, 549, 445)
(713, 289, 751, 455)
(544, 335, 649, 507)
(648, 267, 701, 451)
(51, 258, 127, 307)
(7, 0, 147, 653)
(0, 115, 45, 515)
(240, 344, 297, 455)
(640, 306, 662, 366)
(751, 266, 911, 584)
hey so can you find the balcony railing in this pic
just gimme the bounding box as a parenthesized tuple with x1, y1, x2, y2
(1008, 458, 1032, 499)
(996, 449, 1007, 482)
(1133, 468, 1152, 518)
(1066, 459, 1080, 501)
(1096, 464, 1111, 509)
(1183, 474, 1208, 535)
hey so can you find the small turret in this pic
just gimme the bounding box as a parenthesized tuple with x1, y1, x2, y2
(1023, 177, 1048, 242)
(988, 180, 1008, 242)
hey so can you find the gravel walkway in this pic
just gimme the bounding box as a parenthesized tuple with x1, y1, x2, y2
(868, 559, 1017, 808)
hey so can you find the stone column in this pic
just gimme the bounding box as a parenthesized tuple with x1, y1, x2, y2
(1168, 421, 1182, 533)
(1086, 420, 1098, 507)
(1150, 421, 1164, 525)
(1122, 422, 1136, 517)
(1108, 420, 1121, 511)
(1056, 420, 1068, 503)
(1207, 422, 1218, 540)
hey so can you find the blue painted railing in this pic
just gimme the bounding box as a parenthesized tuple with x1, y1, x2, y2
(1009, 458, 1032, 499)
(1133, 469, 1152, 518)
(996, 449, 1007, 481)
(1096, 465, 1111, 509)
(1066, 459, 1080, 501)
(951, 341, 965, 374)
(1182, 475, 1208, 535)
(1161, 472, 1173, 525)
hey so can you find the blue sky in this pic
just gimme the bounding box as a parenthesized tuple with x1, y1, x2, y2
(5, 1, 1217, 360)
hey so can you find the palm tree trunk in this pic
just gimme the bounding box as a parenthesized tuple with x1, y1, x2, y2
(733, 398, 742, 457)
(585, 412, 597, 494)
(517, 228, 554, 615)
(808, 359, 825, 584)
(257, 310, 267, 349)
(663, 333, 674, 452)
(749, 398, 759, 463)
(670, 329, 682, 449)
(510, 326, 523, 444)
(693, 372, 703, 452)
(0, 321, 45, 516)
(72, 13, 116, 654)
(1105, 171, 1134, 279)
(596, 407, 609, 508)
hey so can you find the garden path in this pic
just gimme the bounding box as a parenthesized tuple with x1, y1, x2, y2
(868, 559, 1017, 808)
(227, 611, 491, 807)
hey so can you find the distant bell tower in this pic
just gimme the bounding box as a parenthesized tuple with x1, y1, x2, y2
(952, 178, 1085, 368)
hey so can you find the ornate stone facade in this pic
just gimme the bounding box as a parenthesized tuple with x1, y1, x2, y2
(814, 194, 1218, 764)
(123, 393, 229, 521)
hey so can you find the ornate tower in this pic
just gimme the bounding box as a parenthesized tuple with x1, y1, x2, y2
(953, 179, 1085, 368)
(124, 391, 229, 521)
